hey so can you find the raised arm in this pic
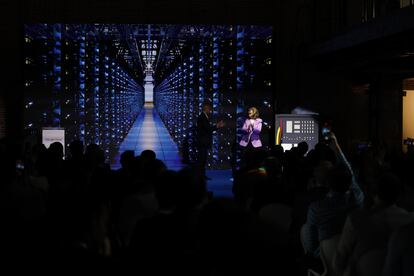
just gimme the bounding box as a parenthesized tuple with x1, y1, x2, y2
(329, 133, 364, 206)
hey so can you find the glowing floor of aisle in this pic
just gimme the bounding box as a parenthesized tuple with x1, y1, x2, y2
(111, 103, 233, 198)
(111, 103, 184, 171)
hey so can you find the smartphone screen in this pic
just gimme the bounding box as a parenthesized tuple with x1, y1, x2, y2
(322, 127, 330, 140)
(16, 160, 25, 170)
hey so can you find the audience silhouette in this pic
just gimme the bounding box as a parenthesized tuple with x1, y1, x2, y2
(1, 134, 413, 275)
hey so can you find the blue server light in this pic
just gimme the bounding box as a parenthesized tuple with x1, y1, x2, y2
(24, 24, 145, 162)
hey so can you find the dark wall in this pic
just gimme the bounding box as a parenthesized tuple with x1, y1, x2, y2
(21, 0, 277, 24)
(1, 1, 23, 145)
(274, 0, 364, 150)
(273, 0, 409, 152)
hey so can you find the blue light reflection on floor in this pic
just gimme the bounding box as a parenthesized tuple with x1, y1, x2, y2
(112, 103, 185, 171)
(112, 103, 233, 198)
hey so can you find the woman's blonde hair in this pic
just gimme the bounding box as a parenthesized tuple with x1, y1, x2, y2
(248, 107, 259, 119)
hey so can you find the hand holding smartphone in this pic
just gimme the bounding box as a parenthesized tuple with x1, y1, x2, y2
(322, 127, 331, 140)
(16, 160, 25, 170)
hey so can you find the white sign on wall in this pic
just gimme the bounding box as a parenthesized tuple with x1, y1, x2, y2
(42, 128, 65, 154)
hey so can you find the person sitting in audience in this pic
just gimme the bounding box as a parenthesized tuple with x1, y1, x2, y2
(382, 219, 414, 276)
(302, 133, 364, 258)
(333, 172, 414, 276)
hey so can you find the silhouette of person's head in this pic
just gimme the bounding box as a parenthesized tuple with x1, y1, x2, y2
(270, 145, 284, 160)
(245, 148, 267, 169)
(154, 170, 179, 210)
(140, 149, 156, 162)
(202, 101, 213, 117)
(297, 141, 309, 156)
(264, 156, 283, 178)
(69, 140, 84, 159)
(372, 172, 402, 206)
(326, 164, 352, 193)
(48, 141, 64, 161)
(312, 142, 336, 164)
(85, 144, 105, 168)
(120, 150, 135, 170)
(177, 166, 207, 209)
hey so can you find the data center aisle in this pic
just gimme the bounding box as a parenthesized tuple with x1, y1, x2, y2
(111, 103, 185, 171)
(111, 103, 233, 198)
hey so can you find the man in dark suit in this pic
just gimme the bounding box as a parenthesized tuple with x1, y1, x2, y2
(196, 102, 224, 180)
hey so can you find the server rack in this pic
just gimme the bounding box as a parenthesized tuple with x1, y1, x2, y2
(61, 25, 79, 149)
(246, 34, 273, 149)
(24, 24, 144, 163)
(235, 26, 247, 169)
(154, 26, 272, 170)
(218, 33, 237, 169)
(24, 24, 53, 134)
(201, 39, 215, 168)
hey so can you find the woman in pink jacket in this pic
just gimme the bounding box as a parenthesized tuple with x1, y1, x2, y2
(239, 107, 263, 150)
